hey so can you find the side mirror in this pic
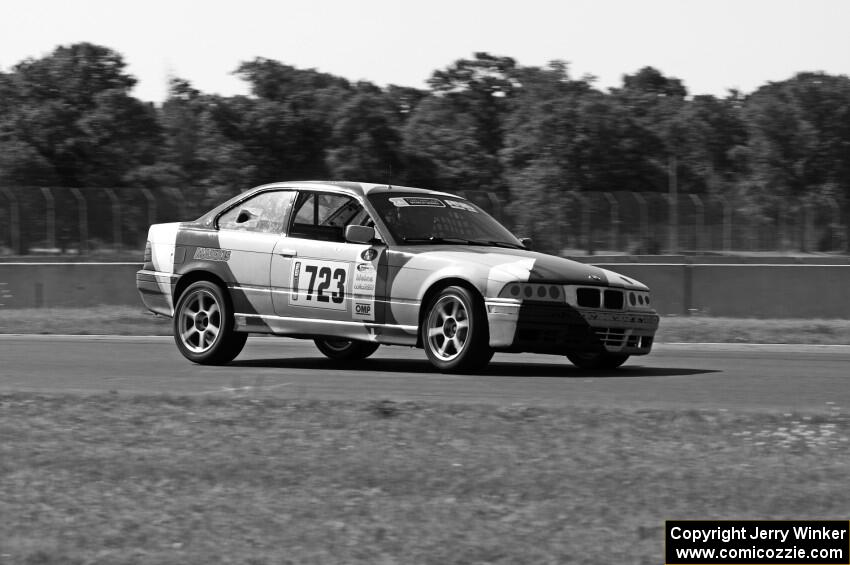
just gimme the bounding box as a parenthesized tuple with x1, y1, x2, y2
(345, 225, 376, 244)
(236, 208, 255, 224)
(519, 237, 533, 250)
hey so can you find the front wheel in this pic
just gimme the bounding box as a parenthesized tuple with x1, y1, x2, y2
(566, 351, 630, 370)
(173, 280, 247, 365)
(314, 339, 379, 361)
(421, 285, 493, 373)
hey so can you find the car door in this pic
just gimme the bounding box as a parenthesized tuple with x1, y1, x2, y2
(270, 191, 387, 336)
(214, 189, 297, 315)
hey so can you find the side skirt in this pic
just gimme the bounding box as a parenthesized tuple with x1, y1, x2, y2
(233, 313, 419, 346)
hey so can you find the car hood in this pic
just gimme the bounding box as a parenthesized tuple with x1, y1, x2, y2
(391, 245, 648, 290)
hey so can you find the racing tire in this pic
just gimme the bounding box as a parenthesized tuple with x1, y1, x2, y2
(566, 351, 630, 370)
(314, 339, 380, 361)
(173, 280, 247, 365)
(421, 285, 493, 373)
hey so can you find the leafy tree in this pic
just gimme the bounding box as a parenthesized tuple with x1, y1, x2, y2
(409, 53, 520, 196)
(0, 43, 160, 188)
(326, 91, 405, 182)
(402, 95, 499, 192)
(742, 73, 850, 249)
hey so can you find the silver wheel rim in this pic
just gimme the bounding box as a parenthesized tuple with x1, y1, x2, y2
(178, 289, 221, 353)
(426, 294, 470, 362)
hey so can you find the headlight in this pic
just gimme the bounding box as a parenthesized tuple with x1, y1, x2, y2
(498, 283, 565, 302)
(499, 282, 652, 310)
(628, 290, 651, 308)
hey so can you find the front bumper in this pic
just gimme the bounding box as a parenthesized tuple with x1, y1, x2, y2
(485, 299, 659, 355)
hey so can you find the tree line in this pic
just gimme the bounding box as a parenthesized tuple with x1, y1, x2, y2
(1, 43, 849, 251)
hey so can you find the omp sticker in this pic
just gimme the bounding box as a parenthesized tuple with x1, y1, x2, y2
(389, 197, 446, 208)
(352, 262, 377, 321)
(290, 259, 349, 310)
(193, 247, 231, 261)
(445, 200, 478, 213)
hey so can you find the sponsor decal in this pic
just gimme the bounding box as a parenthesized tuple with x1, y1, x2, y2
(193, 247, 231, 262)
(352, 261, 377, 321)
(291, 261, 301, 301)
(354, 302, 372, 317)
(587, 274, 602, 282)
(361, 248, 378, 261)
(290, 259, 348, 311)
(389, 197, 446, 208)
(445, 200, 478, 213)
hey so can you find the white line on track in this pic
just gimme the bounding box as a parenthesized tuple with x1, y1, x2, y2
(196, 382, 293, 395)
(0, 334, 848, 352)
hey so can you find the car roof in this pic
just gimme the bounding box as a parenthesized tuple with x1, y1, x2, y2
(193, 180, 463, 226)
(249, 180, 456, 199)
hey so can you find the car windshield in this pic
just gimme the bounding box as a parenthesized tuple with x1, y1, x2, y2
(367, 192, 524, 248)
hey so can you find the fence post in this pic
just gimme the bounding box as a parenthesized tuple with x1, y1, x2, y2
(573, 192, 591, 255)
(632, 192, 649, 253)
(668, 156, 678, 254)
(140, 188, 157, 227)
(40, 187, 56, 251)
(0, 185, 21, 254)
(603, 192, 619, 251)
(800, 200, 812, 252)
(104, 188, 122, 249)
(69, 188, 89, 255)
(715, 195, 732, 253)
(689, 194, 705, 252)
(165, 187, 187, 219)
(824, 196, 842, 250)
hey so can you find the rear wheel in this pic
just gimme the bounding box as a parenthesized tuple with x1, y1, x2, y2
(173, 280, 247, 365)
(314, 339, 379, 361)
(421, 285, 493, 372)
(566, 351, 630, 370)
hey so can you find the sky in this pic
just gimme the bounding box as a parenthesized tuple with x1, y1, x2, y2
(2, 0, 849, 103)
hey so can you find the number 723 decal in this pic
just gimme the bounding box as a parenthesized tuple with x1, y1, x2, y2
(290, 260, 348, 310)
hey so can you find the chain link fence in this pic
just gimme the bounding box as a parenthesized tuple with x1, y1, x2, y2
(0, 185, 846, 257)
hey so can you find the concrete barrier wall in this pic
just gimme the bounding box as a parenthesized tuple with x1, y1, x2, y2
(1, 262, 849, 318)
(0, 263, 141, 308)
(597, 263, 850, 318)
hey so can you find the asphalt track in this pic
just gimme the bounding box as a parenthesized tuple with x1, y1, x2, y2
(1, 335, 849, 412)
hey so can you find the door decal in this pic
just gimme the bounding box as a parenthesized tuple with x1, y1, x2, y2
(352, 262, 377, 321)
(290, 259, 349, 310)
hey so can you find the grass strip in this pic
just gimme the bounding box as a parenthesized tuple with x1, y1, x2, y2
(1, 394, 848, 564)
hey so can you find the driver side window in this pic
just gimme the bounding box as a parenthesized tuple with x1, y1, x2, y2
(289, 192, 377, 242)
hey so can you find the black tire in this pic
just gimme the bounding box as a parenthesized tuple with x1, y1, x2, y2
(566, 351, 630, 370)
(173, 280, 247, 365)
(421, 285, 493, 373)
(314, 338, 380, 361)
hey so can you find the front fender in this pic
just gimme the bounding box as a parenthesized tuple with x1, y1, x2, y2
(387, 257, 491, 329)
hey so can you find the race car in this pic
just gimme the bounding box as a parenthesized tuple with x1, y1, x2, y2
(137, 181, 658, 372)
